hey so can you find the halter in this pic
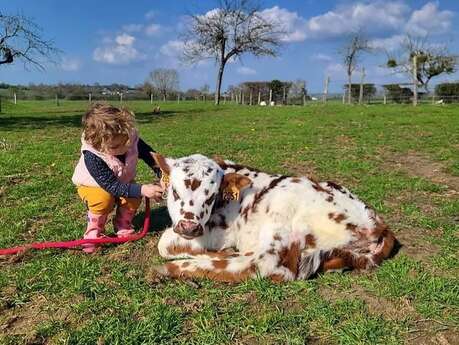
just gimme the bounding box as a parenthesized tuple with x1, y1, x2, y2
(160, 171, 170, 200)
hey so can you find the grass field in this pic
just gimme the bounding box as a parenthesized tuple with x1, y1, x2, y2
(0, 100, 458, 344)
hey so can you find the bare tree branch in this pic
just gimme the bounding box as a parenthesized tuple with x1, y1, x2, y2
(148, 68, 179, 101)
(181, 0, 284, 105)
(0, 11, 60, 70)
(340, 30, 372, 104)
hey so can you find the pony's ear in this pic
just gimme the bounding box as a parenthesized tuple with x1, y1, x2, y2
(220, 173, 251, 201)
(151, 152, 172, 176)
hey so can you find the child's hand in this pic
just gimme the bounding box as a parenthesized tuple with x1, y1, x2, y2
(141, 184, 164, 202)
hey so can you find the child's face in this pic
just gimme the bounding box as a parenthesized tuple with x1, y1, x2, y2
(105, 135, 129, 156)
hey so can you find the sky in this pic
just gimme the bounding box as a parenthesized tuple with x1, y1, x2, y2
(1, 0, 459, 93)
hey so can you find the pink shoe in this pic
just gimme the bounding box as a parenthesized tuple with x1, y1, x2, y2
(113, 207, 136, 237)
(83, 212, 108, 253)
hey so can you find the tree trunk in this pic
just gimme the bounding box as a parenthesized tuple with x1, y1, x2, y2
(347, 73, 352, 104)
(215, 63, 225, 105)
(215, 39, 226, 105)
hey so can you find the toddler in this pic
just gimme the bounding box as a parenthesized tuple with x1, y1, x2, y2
(72, 104, 164, 252)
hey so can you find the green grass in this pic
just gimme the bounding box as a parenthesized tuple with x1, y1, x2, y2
(0, 100, 458, 344)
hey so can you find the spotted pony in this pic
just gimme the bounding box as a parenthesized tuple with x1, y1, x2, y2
(152, 153, 396, 282)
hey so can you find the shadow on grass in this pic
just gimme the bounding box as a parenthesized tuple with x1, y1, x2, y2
(133, 205, 172, 233)
(0, 110, 182, 130)
(0, 114, 83, 130)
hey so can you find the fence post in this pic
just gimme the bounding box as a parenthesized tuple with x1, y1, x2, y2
(223, 95, 226, 104)
(412, 55, 418, 106)
(56, 94, 60, 106)
(13, 93, 17, 105)
(342, 93, 345, 104)
(89, 93, 92, 103)
(177, 94, 180, 103)
(269, 89, 272, 104)
(359, 67, 365, 105)
(258, 91, 261, 105)
(383, 94, 387, 105)
(303, 93, 306, 106)
(249, 91, 253, 106)
(150, 93, 153, 104)
(322, 76, 330, 103)
(120, 93, 123, 103)
(241, 92, 245, 105)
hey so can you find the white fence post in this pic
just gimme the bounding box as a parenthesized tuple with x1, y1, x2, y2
(322, 76, 330, 103)
(359, 67, 365, 105)
(412, 55, 418, 106)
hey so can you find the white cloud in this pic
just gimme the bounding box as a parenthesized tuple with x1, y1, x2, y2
(115, 33, 135, 46)
(93, 33, 141, 65)
(123, 24, 143, 33)
(160, 40, 185, 57)
(311, 53, 333, 63)
(369, 34, 405, 51)
(237, 66, 256, 75)
(145, 23, 161, 36)
(306, 1, 409, 38)
(406, 2, 454, 36)
(60, 57, 81, 71)
(259, 6, 307, 42)
(326, 63, 345, 75)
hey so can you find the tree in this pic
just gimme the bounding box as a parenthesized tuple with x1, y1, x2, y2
(386, 35, 457, 93)
(182, 0, 284, 105)
(149, 68, 179, 101)
(340, 31, 371, 104)
(200, 84, 210, 99)
(0, 12, 59, 69)
(269, 80, 283, 102)
(288, 79, 307, 104)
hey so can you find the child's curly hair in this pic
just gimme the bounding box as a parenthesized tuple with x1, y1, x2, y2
(82, 103, 135, 152)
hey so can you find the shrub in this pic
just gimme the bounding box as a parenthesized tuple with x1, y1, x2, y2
(383, 84, 413, 103)
(344, 84, 376, 102)
(435, 83, 459, 103)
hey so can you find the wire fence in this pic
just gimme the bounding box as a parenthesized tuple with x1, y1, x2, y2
(1, 90, 459, 113)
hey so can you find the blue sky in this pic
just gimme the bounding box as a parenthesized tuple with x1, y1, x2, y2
(2, 0, 459, 93)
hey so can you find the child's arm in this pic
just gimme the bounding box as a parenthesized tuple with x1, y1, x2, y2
(137, 138, 161, 178)
(83, 151, 161, 200)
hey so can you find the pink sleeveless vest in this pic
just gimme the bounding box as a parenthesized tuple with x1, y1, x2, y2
(72, 130, 139, 187)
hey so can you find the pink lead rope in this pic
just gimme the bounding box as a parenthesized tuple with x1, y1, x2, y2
(0, 198, 151, 256)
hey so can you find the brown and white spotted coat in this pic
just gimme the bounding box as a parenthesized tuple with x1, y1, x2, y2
(152, 153, 396, 282)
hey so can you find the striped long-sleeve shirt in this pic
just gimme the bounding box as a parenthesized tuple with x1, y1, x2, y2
(83, 138, 161, 198)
